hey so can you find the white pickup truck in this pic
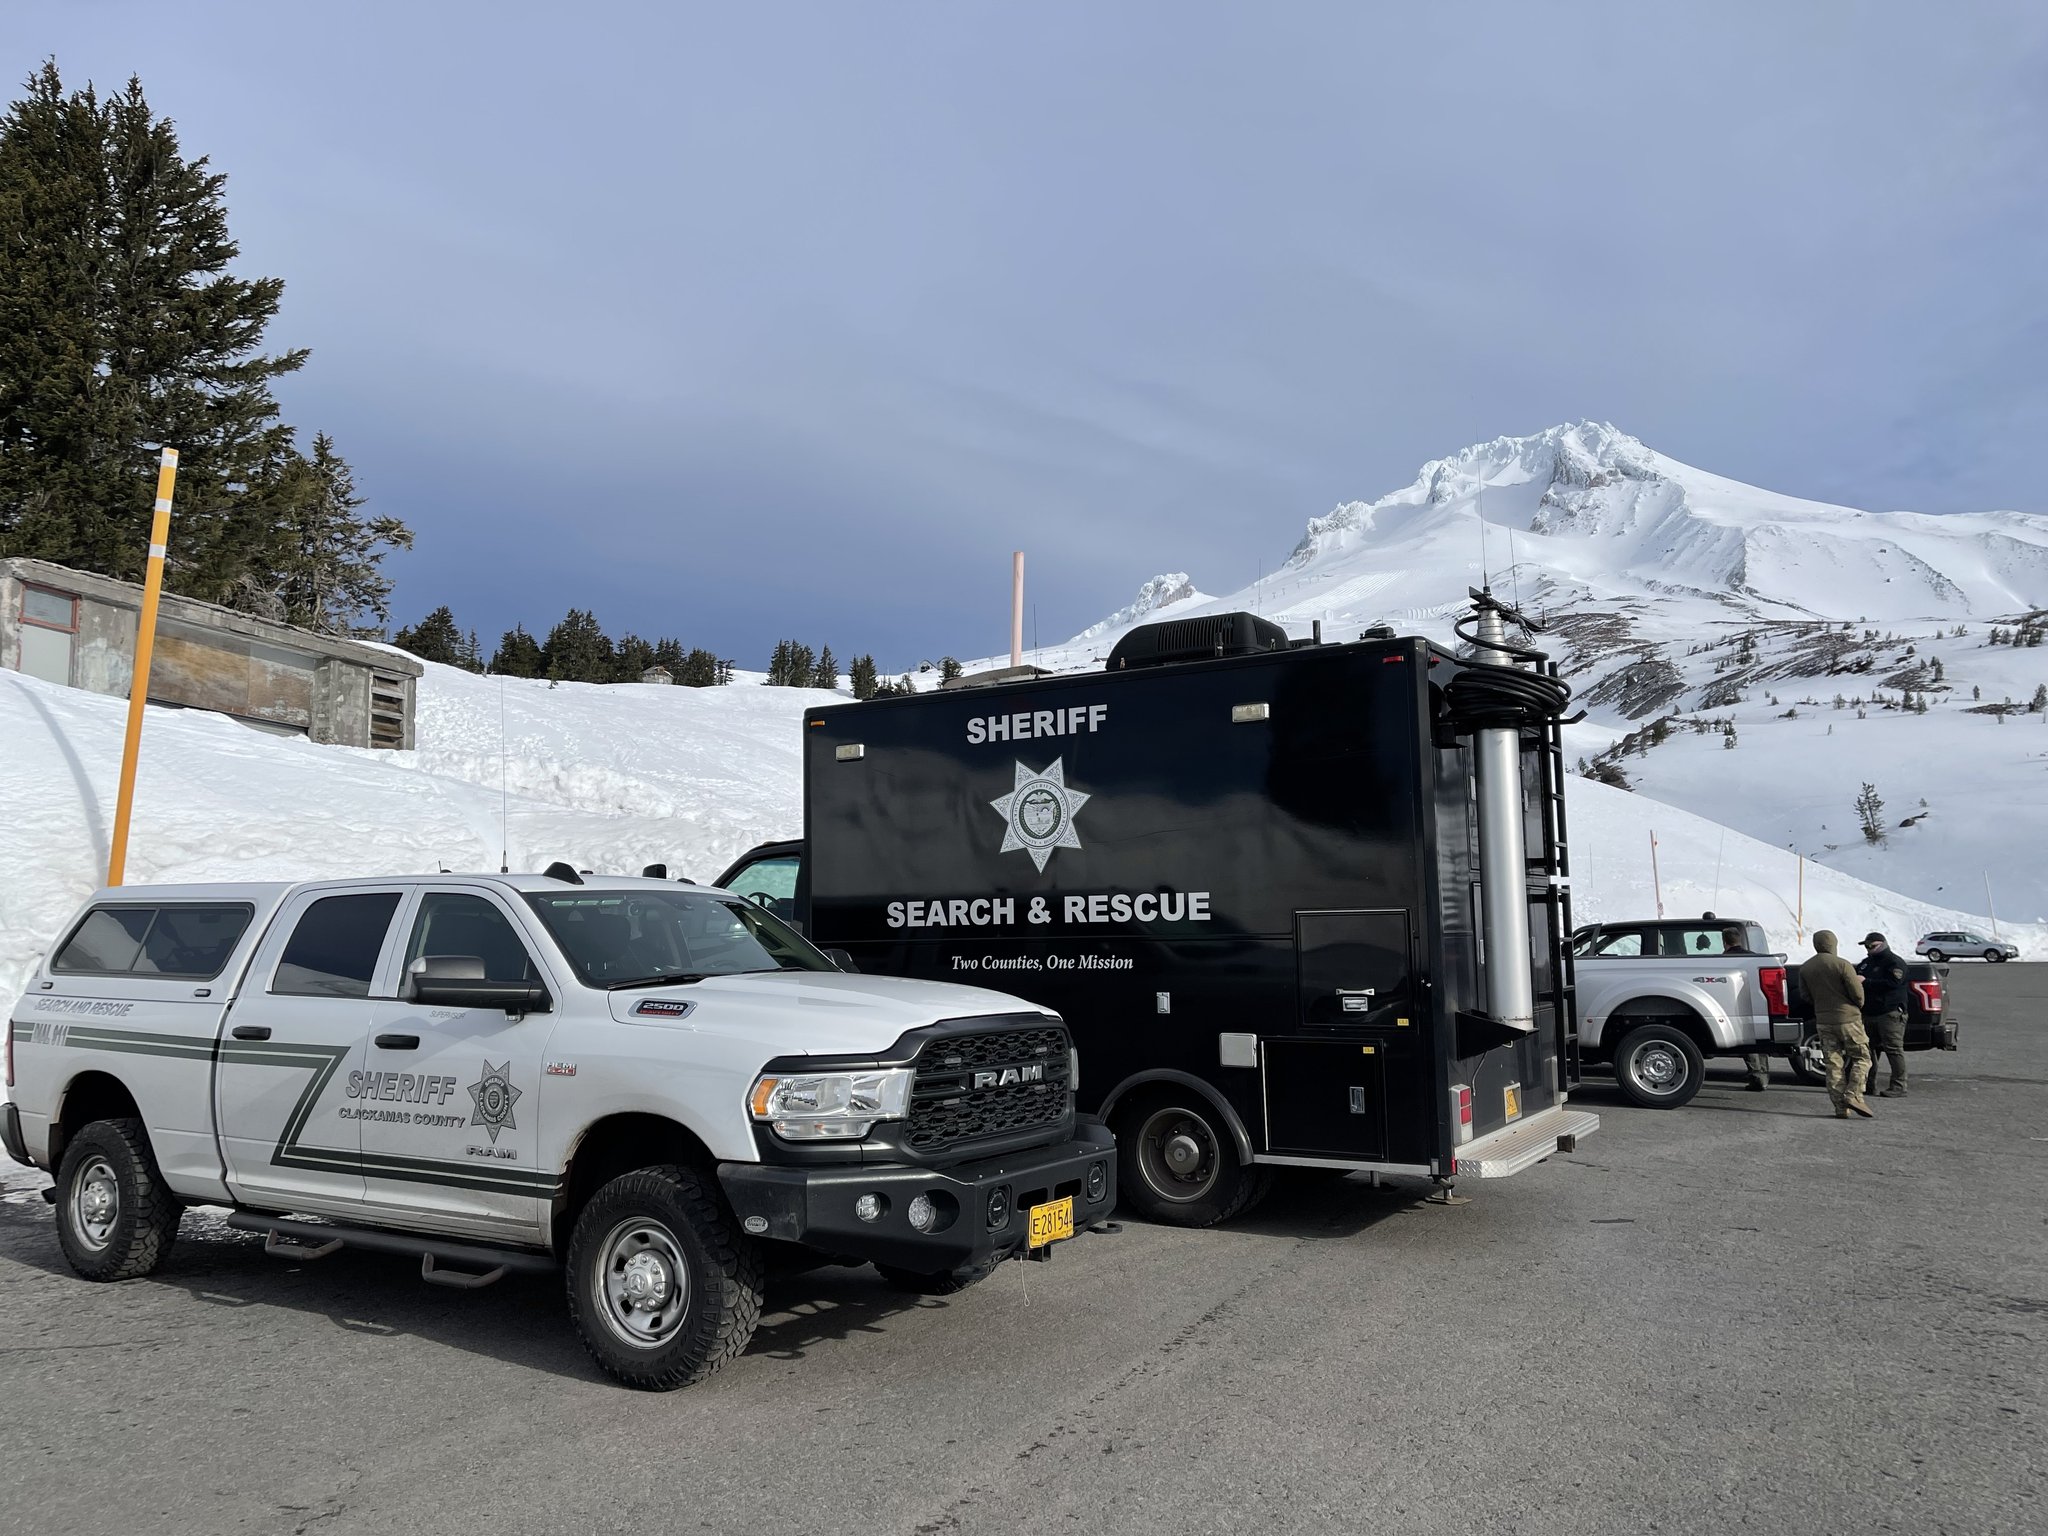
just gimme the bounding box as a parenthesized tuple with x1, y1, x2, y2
(1571, 915, 1795, 1108)
(3, 872, 1115, 1389)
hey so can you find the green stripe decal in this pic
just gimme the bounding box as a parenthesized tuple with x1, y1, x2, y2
(29, 1023, 562, 1199)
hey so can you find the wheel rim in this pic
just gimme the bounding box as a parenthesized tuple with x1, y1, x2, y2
(1927, 951, 1944, 962)
(71, 1156, 120, 1253)
(1986, 951, 2001, 962)
(1626, 1042, 1685, 1097)
(594, 1218, 690, 1350)
(1136, 1106, 1220, 1204)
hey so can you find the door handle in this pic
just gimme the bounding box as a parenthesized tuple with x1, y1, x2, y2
(231, 1025, 271, 1041)
(374, 1033, 421, 1051)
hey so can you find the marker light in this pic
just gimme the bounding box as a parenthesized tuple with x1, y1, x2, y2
(907, 1194, 937, 1232)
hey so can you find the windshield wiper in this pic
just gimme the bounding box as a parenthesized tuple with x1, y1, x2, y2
(607, 973, 711, 991)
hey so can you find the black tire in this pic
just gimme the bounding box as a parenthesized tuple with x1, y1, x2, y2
(1986, 949, 2005, 963)
(1925, 949, 1945, 963)
(1610, 1023, 1705, 1109)
(1114, 1090, 1271, 1228)
(874, 1254, 1006, 1295)
(565, 1164, 764, 1391)
(54, 1118, 180, 1281)
(1786, 1030, 1827, 1086)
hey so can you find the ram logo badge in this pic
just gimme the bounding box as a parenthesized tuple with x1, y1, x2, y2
(973, 1063, 1048, 1090)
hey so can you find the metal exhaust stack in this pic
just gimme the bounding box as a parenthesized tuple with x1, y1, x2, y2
(1470, 594, 1536, 1033)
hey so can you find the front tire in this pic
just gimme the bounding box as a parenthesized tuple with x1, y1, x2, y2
(565, 1164, 764, 1391)
(1115, 1090, 1270, 1227)
(1926, 949, 1945, 963)
(54, 1118, 180, 1281)
(1611, 1023, 1705, 1109)
(1986, 949, 2006, 963)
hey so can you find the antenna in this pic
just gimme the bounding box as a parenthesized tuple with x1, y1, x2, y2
(1474, 470, 1493, 592)
(498, 674, 510, 873)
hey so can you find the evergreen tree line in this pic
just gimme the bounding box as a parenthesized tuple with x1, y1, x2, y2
(393, 605, 734, 686)
(0, 63, 409, 634)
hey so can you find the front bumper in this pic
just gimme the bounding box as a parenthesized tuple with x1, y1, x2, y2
(0, 1102, 29, 1167)
(719, 1122, 1116, 1273)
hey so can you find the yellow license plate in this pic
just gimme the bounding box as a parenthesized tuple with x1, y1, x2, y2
(1504, 1085, 1521, 1120)
(1028, 1196, 1075, 1249)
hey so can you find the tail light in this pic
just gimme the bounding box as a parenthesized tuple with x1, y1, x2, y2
(1759, 965, 1789, 1020)
(1450, 1083, 1474, 1145)
(1911, 979, 1942, 1013)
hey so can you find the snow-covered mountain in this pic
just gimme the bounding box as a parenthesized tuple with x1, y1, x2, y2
(984, 423, 2048, 923)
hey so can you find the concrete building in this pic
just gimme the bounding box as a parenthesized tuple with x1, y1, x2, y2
(0, 557, 421, 749)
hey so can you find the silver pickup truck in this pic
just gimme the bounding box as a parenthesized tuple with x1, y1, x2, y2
(1571, 916, 1795, 1108)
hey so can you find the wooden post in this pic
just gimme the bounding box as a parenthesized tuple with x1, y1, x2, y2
(1649, 829, 1664, 918)
(106, 447, 179, 887)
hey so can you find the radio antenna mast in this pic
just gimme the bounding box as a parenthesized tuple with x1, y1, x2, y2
(498, 674, 510, 873)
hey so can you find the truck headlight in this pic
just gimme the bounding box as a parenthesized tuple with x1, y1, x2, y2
(748, 1068, 913, 1140)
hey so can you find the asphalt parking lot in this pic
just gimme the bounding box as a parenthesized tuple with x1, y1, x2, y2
(2, 964, 2042, 1536)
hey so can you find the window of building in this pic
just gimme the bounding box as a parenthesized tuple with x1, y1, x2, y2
(18, 584, 77, 687)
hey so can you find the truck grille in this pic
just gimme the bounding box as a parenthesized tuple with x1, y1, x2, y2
(906, 1020, 1071, 1155)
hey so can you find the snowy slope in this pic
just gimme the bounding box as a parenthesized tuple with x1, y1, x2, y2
(0, 666, 831, 1006)
(974, 422, 2048, 921)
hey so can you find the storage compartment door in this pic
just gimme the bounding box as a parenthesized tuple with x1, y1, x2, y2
(1297, 909, 1412, 1029)
(1262, 1039, 1388, 1160)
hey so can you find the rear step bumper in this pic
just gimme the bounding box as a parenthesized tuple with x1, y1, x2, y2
(1453, 1105, 1600, 1179)
(226, 1212, 553, 1287)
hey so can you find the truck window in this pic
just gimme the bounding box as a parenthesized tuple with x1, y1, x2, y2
(1577, 928, 1646, 958)
(404, 894, 538, 983)
(53, 908, 155, 973)
(525, 888, 834, 988)
(135, 905, 255, 978)
(274, 892, 403, 998)
(52, 904, 254, 980)
(722, 855, 800, 925)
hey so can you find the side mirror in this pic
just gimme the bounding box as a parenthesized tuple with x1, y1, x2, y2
(408, 955, 550, 1016)
(823, 948, 859, 974)
(642, 863, 669, 880)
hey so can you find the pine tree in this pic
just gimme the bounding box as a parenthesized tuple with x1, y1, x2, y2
(613, 632, 657, 681)
(677, 648, 721, 687)
(941, 656, 963, 682)
(812, 645, 838, 691)
(459, 629, 483, 672)
(0, 65, 406, 611)
(650, 637, 685, 674)
(258, 432, 411, 633)
(393, 605, 465, 666)
(849, 654, 879, 700)
(490, 624, 543, 677)
(543, 608, 613, 682)
(2032, 684, 2047, 714)
(1855, 783, 1886, 844)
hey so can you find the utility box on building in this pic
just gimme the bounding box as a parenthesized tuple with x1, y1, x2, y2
(0, 558, 421, 749)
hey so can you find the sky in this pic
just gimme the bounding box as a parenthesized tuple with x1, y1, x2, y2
(7, 2, 2047, 669)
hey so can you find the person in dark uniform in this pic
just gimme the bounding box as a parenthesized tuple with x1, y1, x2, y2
(1856, 931, 1911, 1097)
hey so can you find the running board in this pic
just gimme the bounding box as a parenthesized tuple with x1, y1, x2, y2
(227, 1212, 554, 1288)
(1452, 1106, 1600, 1179)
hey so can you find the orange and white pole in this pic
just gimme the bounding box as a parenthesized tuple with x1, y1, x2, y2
(1010, 551, 1024, 668)
(106, 447, 179, 886)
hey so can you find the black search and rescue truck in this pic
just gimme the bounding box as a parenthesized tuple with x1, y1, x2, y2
(717, 605, 1598, 1226)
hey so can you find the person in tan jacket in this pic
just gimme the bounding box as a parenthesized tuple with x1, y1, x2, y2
(1800, 930, 1873, 1118)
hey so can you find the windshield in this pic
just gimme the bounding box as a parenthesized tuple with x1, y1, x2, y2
(524, 888, 835, 988)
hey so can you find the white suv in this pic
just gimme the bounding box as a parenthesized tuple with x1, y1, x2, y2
(1916, 931, 2018, 963)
